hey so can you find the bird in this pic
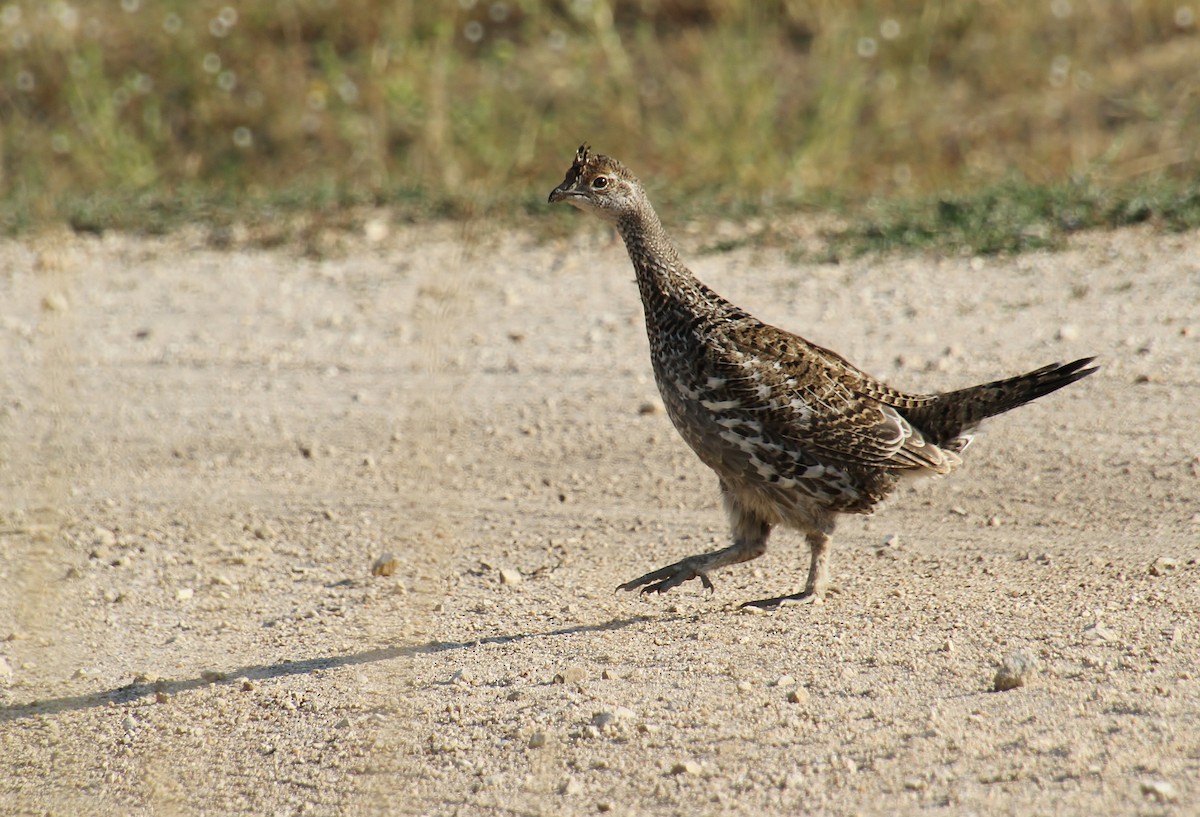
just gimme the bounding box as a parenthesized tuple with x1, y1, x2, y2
(548, 144, 1097, 609)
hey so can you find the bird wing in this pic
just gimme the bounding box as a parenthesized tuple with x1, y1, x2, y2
(702, 320, 955, 474)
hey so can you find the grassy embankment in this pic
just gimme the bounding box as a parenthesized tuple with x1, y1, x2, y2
(1, 1, 1198, 254)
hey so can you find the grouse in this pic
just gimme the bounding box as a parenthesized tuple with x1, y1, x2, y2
(548, 144, 1096, 609)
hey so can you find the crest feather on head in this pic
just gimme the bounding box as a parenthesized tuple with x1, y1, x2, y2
(560, 143, 592, 188)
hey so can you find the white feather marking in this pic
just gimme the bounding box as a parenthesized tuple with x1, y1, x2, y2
(701, 399, 741, 411)
(787, 397, 813, 421)
(748, 455, 777, 479)
(672, 378, 700, 400)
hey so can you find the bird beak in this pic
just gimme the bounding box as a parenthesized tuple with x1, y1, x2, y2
(547, 183, 576, 204)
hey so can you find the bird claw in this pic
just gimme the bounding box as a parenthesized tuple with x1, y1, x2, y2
(740, 585, 842, 611)
(618, 558, 714, 595)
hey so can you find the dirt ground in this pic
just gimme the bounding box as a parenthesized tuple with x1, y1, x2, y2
(0, 218, 1197, 816)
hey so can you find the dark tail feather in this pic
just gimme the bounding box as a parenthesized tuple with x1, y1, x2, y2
(914, 357, 1098, 444)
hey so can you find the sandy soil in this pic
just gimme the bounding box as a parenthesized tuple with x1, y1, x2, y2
(0, 219, 1197, 816)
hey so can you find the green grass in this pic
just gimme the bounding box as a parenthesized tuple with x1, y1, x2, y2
(1, 1, 1198, 252)
(831, 176, 1200, 257)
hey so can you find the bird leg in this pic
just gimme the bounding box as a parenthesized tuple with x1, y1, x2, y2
(619, 495, 771, 596)
(741, 531, 840, 610)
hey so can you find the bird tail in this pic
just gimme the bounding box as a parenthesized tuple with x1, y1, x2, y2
(912, 357, 1098, 446)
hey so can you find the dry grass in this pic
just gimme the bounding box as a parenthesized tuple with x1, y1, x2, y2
(0, 1, 1197, 243)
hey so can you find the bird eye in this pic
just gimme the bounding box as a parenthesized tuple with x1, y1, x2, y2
(591, 176, 608, 190)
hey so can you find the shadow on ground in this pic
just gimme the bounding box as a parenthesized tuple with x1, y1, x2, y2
(0, 615, 659, 723)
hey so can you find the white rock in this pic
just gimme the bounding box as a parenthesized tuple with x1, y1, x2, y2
(553, 666, 586, 685)
(787, 687, 810, 704)
(993, 650, 1038, 691)
(592, 707, 636, 729)
(1149, 557, 1178, 576)
(1141, 779, 1177, 802)
(371, 554, 398, 577)
(363, 218, 389, 243)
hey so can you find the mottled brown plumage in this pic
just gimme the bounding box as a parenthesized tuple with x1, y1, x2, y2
(549, 144, 1097, 608)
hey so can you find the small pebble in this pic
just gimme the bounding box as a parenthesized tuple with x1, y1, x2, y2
(41, 292, 70, 313)
(553, 666, 586, 685)
(176, 587, 194, 602)
(1140, 779, 1177, 803)
(450, 669, 476, 686)
(671, 760, 702, 776)
(499, 567, 523, 586)
(200, 669, 226, 683)
(771, 675, 796, 688)
(1149, 557, 1178, 576)
(592, 707, 636, 729)
(559, 777, 583, 795)
(637, 400, 663, 415)
(736, 680, 753, 693)
(371, 554, 399, 577)
(363, 218, 389, 243)
(993, 651, 1038, 691)
(787, 687, 810, 704)
(527, 731, 547, 749)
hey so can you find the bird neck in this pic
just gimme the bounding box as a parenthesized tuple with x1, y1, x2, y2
(615, 205, 715, 321)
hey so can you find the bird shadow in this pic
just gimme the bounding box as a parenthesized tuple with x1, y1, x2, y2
(0, 614, 661, 723)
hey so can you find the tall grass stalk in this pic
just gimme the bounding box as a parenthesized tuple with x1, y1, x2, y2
(0, 1, 1196, 237)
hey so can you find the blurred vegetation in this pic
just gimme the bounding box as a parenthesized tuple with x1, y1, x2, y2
(1, 0, 1198, 252)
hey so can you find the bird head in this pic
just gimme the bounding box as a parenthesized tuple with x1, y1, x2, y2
(547, 144, 641, 223)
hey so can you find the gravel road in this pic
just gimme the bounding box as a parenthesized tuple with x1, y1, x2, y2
(1, 221, 1197, 815)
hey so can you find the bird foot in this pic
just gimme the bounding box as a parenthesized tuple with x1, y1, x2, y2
(740, 585, 842, 611)
(618, 557, 715, 595)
